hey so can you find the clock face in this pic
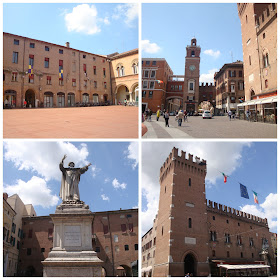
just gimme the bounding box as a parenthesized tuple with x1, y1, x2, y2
(189, 65, 196, 71)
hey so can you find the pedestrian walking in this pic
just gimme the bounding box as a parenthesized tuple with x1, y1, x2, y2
(177, 110, 184, 126)
(124, 98, 127, 106)
(184, 110, 188, 122)
(228, 110, 232, 121)
(246, 109, 250, 121)
(148, 109, 152, 121)
(156, 109, 160, 121)
(164, 111, 169, 127)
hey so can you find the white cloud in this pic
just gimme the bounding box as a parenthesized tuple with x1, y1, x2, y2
(113, 3, 138, 27)
(104, 177, 110, 183)
(91, 165, 100, 178)
(204, 49, 221, 58)
(125, 142, 138, 169)
(101, 194, 110, 201)
(240, 193, 277, 232)
(112, 178, 127, 190)
(64, 4, 103, 35)
(200, 68, 218, 84)
(4, 176, 59, 208)
(103, 17, 110, 25)
(141, 142, 251, 235)
(141, 40, 161, 54)
(4, 141, 89, 181)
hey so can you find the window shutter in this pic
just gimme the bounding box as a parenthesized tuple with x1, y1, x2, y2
(45, 57, 49, 62)
(128, 223, 133, 232)
(83, 64, 87, 72)
(59, 60, 63, 66)
(103, 225, 109, 234)
(121, 224, 127, 233)
(29, 54, 34, 59)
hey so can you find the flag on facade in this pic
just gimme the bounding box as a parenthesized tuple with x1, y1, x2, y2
(156, 80, 163, 84)
(28, 65, 33, 77)
(253, 191, 259, 204)
(222, 173, 227, 183)
(240, 184, 249, 199)
(59, 69, 63, 79)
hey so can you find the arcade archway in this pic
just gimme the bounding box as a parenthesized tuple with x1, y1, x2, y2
(116, 85, 129, 104)
(166, 97, 183, 112)
(25, 89, 35, 108)
(198, 101, 214, 114)
(116, 265, 132, 277)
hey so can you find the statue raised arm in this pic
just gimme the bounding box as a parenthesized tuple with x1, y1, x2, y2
(59, 156, 91, 202)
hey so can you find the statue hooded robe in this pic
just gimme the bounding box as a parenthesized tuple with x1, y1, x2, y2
(59, 156, 90, 201)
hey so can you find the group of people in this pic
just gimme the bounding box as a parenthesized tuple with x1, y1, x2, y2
(227, 110, 235, 121)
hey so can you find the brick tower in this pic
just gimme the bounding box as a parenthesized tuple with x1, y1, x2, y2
(153, 148, 209, 277)
(183, 38, 201, 113)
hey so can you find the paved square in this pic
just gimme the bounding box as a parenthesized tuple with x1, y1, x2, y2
(4, 106, 138, 138)
(143, 115, 277, 138)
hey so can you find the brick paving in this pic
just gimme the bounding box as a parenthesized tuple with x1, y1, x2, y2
(3, 106, 138, 139)
(143, 115, 277, 138)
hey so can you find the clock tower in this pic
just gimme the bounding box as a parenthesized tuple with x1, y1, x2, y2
(183, 38, 201, 113)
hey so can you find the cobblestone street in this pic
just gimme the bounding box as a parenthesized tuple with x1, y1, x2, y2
(143, 115, 277, 138)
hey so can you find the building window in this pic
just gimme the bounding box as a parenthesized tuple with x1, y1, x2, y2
(210, 231, 217, 241)
(132, 63, 138, 74)
(48, 228, 53, 238)
(114, 234, 118, 242)
(94, 81, 97, 88)
(249, 237, 254, 247)
(238, 222, 240, 226)
(263, 53, 269, 68)
(150, 81, 155, 89)
(115, 245, 119, 252)
(263, 33, 266, 39)
(92, 56, 95, 61)
(225, 233, 230, 243)
(252, 253, 254, 258)
(241, 252, 243, 258)
(30, 43, 35, 48)
(189, 82, 194, 91)
(134, 244, 138, 251)
(83, 54, 86, 59)
(146, 61, 150, 65)
(11, 72, 18, 82)
(188, 178, 191, 187)
(149, 91, 153, 98)
(272, 3, 275, 10)
(84, 80, 87, 87)
(41, 248, 45, 253)
(121, 224, 127, 233)
(230, 84, 235, 93)
(103, 68, 106, 77)
(45, 46, 49, 51)
(59, 49, 63, 54)
(191, 50, 195, 57)
(162, 226, 163, 236)
(143, 81, 148, 89)
(12, 52, 18, 64)
(152, 61, 156, 66)
(188, 218, 192, 228)
(121, 66, 125, 76)
(93, 66, 96, 75)
(179, 85, 182, 90)
(249, 55, 251, 66)
(237, 235, 242, 245)
(44, 58, 49, 68)
(59, 79, 63, 86)
(124, 245, 129, 251)
(246, 15, 248, 23)
(14, 39, 19, 45)
(128, 223, 133, 233)
(29, 75, 34, 84)
(83, 64, 87, 74)
(95, 247, 100, 252)
(47, 76, 51, 85)
(265, 79, 268, 88)
(144, 70, 149, 78)
(29, 55, 34, 66)
(239, 81, 244, 90)
(151, 70, 156, 78)
(142, 91, 146, 98)
(103, 225, 109, 234)
(72, 79, 76, 87)
(239, 70, 242, 77)
(213, 216, 215, 221)
(104, 82, 107, 89)
(27, 248, 32, 256)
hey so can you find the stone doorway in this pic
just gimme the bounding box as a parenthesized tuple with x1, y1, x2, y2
(184, 253, 197, 276)
(25, 89, 35, 108)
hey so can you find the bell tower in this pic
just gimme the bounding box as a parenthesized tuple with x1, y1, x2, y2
(153, 147, 210, 277)
(183, 38, 201, 113)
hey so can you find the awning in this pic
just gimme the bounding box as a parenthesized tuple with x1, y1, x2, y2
(237, 96, 277, 107)
(217, 264, 270, 270)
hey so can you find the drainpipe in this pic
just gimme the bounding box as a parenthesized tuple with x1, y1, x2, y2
(107, 212, 115, 276)
(21, 38, 26, 107)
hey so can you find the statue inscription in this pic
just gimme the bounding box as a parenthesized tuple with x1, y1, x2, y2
(64, 225, 81, 246)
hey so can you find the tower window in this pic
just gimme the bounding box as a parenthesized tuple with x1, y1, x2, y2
(188, 218, 192, 228)
(165, 186, 166, 193)
(161, 226, 163, 236)
(213, 216, 215, 221)
(188, 178, 191, 187)
(191, 51, 195, 57)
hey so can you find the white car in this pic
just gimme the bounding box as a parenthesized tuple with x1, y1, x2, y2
(202, 110, 212, 119)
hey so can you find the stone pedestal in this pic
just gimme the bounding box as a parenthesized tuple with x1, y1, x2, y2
(42, 201, 103, 277)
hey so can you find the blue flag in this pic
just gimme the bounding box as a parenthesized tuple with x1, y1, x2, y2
(240, 184, 249, 199)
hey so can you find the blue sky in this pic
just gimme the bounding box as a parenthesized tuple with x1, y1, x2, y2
(142, 142, 277, 235)
(142, 3, 243, 83)
(3, 3, 138, 55)
(3, 141, 138, 216)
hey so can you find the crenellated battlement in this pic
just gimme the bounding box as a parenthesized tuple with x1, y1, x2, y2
(199, 82, 214, 87)
(159, 147, 207, 182)
(206, 199, 268, 227)
(255, 3, 277, 33)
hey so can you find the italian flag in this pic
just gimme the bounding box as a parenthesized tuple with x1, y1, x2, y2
(253, 191, 259, 204)
(222, 173, 227, 183)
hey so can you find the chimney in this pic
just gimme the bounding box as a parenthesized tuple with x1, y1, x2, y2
(3, 193, 8, 200)
(65, 42, 70, 48)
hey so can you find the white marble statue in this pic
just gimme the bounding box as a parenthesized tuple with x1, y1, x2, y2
(59, 155, 91, 202)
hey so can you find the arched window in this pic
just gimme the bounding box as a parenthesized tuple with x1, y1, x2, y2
(188, 178, 191, 187)
(132, 63, 138, 74)
(263, 53, 269, 68)
(121, 66, 125, 76)
(116, 67, 120, 77)
(188, 218, 192, 228)
(191, 50, 195, 57)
